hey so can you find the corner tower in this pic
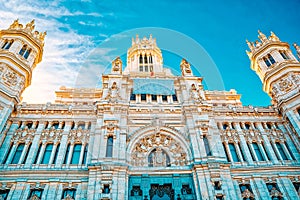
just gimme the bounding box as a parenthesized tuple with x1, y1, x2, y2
(246, 30, 300, 133)
(0, 19, 45, 132)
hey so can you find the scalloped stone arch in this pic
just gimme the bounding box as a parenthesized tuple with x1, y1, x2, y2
(127, 126, 192, 167)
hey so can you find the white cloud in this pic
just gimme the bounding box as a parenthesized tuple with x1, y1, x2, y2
(0, 0, 108, 103)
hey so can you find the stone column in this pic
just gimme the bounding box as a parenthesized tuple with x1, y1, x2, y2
(78, 143, 85, 165)
(87, 170, 97, 200)
(286, 111, 300, 136)
(55, 122, 71, 167)
(36, 142, 46, 165)
(270, 140, 283, 161)
(252, 178, 270, 200)
(234, 141, 244, 162)
(194, 168, 209, 199)
(48, 142, 59, 165)
(66, 143, 75, 165)
(261, 135, 279, 164)
(223, 141, 233, 162)
(234, 122, 254, 164)
(277, 177, 299, 199)
(10, 180, 27, 200)
(248, 142, 258, 162)
(5, 143, 17, 164)
(280, 142, 293, 160)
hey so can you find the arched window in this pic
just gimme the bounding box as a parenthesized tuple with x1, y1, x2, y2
(268, 54, 275, 64)
(11, 143, 25, 164)
(28, 189, 43, 199)
(149, 55, 153, 63)
(222, 123, 229, 130)
(245, 123, 251, 130)
(144, 55, 148, 63)
(2, 39, 13, 50)
(228, 143, 240, 162)
(276, 142, 288, 160)
(52, 121, 59, 129)
(78, 123, 85, 130)
(52, 144, 60, 164)
(63, 144, 70, 164)
(139, 54, 143, 64)
(252, 142, 264, 161)
(203, 135, 211, 156)
(19, 45, 27, 56)
(106, 136, 113, 157)
(264, 57, 271, 67)
(24, 48, 31, 59)
(266, 122, 272, 129)
(41, 143, 53, 164)
(279, 50, 289, 60)
(62, 189, 76, 199)
(71, 144, 82, 164)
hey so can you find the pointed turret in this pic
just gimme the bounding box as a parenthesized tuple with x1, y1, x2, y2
(246, 31, 300, 134)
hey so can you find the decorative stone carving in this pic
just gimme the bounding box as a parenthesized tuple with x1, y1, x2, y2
(267, 129, 284, 141)
(243, 129, 262, 142)
(180, 58, 192, 74)
(69, 127, 90, 143)
(269, 187, 282, 198)
(104, 82, 122, 103)
(241, 189, 255, 199)
(3, 71, 18, 87)
(131, 131, 187, 167)
(278, 78, 293, 92)
(220, 129, 239, 142)
(62, 194, 74, 200)
(13, 127, 36, 141)
(41, 127, 63, 141)
(189, 84, 205, 103)
(28, 194, 40, 200)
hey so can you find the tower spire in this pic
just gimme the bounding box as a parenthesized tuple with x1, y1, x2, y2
(258, 30, 267, 42)
(293, 43, 300, 59)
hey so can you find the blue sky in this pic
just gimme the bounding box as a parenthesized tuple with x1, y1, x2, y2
(0, 0, 299, 105)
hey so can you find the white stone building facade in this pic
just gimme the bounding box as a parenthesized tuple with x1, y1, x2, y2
(0, 20, 299, 200)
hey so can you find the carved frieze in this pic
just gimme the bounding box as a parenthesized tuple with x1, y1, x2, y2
(41, 127, 63, 141)
(131, 132, 187, 167)
(69, 127, 90, 143)
(220, 129, 239, 142)
(13, 127, 36, 141)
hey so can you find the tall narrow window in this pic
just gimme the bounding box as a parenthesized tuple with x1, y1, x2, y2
(82, 145, 88, 164)
(172, 94, 178, 102)
(203, 135, 211, 156)
(41, 143, 53, 164)
(284, 141, 295, 160)
(149, 55, 153, 63)
(24, 48, 31, 59)
(11, 143, 25, 164)
(130, 93, 136, 101)
(139, 55, 143, 64)
(141, 94, 146, 101)
(63, 144, 70, 164)
(34, 144, 42, 164)
(19, 45, 27, 56)
(144, 55, 148, 63)
(151, 94, 157, 101)
(264, 57, 271, 67)
(22, 143, 32, 164)
(2, 143, 13, 164)
(71, 144, 82, 164)
(276, 142, 288, 160)
(252, 142, 264, 161)
(228, 143, 240, 162)
(280, 51, 289, 60)
(52, 144, 60, 164)
(2, 40, 13, 50)
(268, 54, 275, 64)
(238, 143, 246, 161)
(106, 136, 113, 157)
(162, 95, 168, 102)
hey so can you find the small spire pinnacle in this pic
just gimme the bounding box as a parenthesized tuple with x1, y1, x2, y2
(136, 34, 139, 43)
(246, 39, 254, 50)
(269, 31, 279, 41)
(258, 30, 267, 42)
(293, 43, 300, 59)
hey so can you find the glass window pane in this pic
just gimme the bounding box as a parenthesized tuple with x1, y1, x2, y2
(71, 144, 82, 164)
(229, 143, 240, 162)
(52, 144, 60, 164)
(22, 143, 31, 164)
(82, 145, 88, 164)
(34, 144, 42, 164)
(276, 143, 287, 160)
(11, 143, 25, 164)
(252, 143, 264, 161)
(63, 144, 70, 164)
(41, 143, 53, 164)
(106, 137, 113, 157)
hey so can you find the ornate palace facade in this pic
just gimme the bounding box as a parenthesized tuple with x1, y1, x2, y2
(0, 20, 299, 200)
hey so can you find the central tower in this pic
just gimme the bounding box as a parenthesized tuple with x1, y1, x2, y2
(124, 35, 164, 75)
